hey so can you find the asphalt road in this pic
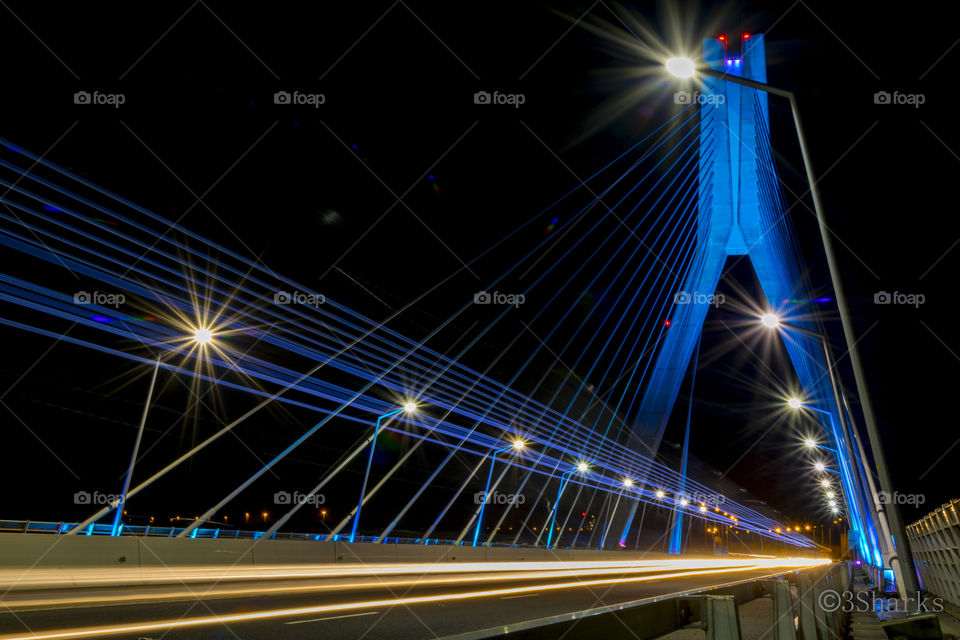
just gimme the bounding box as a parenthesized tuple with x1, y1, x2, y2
(0, 562, 808, 640)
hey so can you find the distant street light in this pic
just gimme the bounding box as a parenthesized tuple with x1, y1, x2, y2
(349, 402, 418, 543)
(814, 461, 840, 475)
(802, 436, 838, 454)
(472, 440, 526, 547)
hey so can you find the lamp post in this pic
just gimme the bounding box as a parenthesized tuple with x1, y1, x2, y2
(667, 55, 917, 594)
(113, 326, 215, 536)
(348, 402, 417, 543)
(773, 315, 899, 585)
(111, 357, 161, 536)
(472, 440, 525, 547)
(600, 479, 634, 549)
(546, 462, 588, 549)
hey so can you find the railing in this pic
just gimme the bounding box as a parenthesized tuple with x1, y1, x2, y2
(0, 520, 458, 545)
(439, 563, 852, 640)
(907, 499, 960, 617)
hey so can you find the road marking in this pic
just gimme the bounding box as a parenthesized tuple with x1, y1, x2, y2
(500, 594, 540, 599)
(285, 611, 380, 625)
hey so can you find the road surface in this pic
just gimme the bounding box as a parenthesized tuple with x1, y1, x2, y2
(0, 557, 825, 639)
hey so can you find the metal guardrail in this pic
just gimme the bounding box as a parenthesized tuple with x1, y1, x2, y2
(907, 499, 960, 617)
(439, 563, 852, 640)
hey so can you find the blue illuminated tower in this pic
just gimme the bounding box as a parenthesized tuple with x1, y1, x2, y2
(613, 34, 879, 563)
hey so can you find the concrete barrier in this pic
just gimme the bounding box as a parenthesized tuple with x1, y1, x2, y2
(253, 540, 337, 565)
(138, 538, 255, 567)
(0, 535, 140, 568)
(0, 534, 673, 569)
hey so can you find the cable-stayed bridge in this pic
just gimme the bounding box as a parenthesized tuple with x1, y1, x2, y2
(0, 33, 909, 640)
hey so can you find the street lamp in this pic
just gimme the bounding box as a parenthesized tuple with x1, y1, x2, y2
(803, 436, 838, 454)
(668, 51, 918, 590)
(814, 460, 839, 475)
(192, 327, 214, 345)
(546, 462, 588, 548)
(348, 402, 418, 543)
(665, 56, 696, 79)
(760, 313, 780, 329)
(472, 439, 525, 547)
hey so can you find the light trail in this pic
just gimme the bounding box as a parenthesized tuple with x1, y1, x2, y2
(0, 558, 829, 639)
(1, 559, 782, 610)
(0, 556, 822, 590)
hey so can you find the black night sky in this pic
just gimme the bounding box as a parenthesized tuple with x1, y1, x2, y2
(0, 1, 955, 543)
